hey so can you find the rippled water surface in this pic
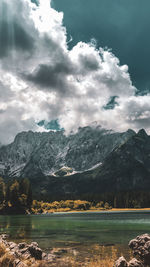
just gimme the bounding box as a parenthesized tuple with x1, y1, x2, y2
(1, 211, 150, 262)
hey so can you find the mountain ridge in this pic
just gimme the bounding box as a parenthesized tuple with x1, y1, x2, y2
(0, 126, 136, 179)
(37, 128, 150, 201)
(1, 126, 150, 201)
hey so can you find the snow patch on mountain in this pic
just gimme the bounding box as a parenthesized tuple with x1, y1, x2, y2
(0, 126, 136, 178)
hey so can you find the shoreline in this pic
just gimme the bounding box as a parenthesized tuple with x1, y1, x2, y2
(0, 233, 149, 267)
(31, 199, 150, 215)
(1, 208, 150, 216)
(0, 234, 119, 267)
(40, 207, 150, 215)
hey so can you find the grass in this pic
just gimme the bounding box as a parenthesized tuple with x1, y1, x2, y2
(87, 258, 114, 267)
(0, 243, 49, 267)
(53, 255, 115, 267)
(0, 241, 119, 267)
(0, 236, 130, 267)
(0, 254, 15, 267)
(0, 243, 6, 257)
(0, 244, 15, 267)
(48, 245, 120, 267)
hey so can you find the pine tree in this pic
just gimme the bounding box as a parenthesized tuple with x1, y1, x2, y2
(20, 178, 32, 208)
(0, 177, 5, 204)
(9, 180, 20, 207)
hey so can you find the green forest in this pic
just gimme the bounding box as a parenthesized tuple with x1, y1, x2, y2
(0, 178, 32, 214)
(0, 177, 150, 214)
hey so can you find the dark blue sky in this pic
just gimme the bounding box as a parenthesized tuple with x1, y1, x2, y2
(52, 0, 150, 94)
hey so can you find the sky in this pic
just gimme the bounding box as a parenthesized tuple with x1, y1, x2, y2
(0, 0, 150, 144)
(53, 0, 150, 93)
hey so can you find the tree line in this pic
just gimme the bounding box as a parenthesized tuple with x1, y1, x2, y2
(79, 191, 150, 209)
(1, 176, 150, 214)
(0, 177, 32, 214)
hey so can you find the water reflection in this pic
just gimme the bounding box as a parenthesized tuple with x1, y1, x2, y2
(0, 215, 32, 241)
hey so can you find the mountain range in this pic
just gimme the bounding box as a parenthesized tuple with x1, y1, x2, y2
(0, 126, 150, 200)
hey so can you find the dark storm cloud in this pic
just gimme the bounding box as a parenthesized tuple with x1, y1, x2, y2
(12, 22, 34, 51)
(79, 53, 100, 72)
(0, 0, 37, 59)
(0, 21, 34, 58)
(1, 0, 150, 143)
(26, 61, 74, 93)
(53, 0, 150, 93)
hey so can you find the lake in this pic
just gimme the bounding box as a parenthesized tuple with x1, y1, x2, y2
(0, 211, 150, 264)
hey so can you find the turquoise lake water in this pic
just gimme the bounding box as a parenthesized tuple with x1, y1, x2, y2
(0, 211, 150, 262)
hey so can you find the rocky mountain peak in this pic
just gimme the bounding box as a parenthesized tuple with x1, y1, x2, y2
(126, 129, 136, 135)
(1, 127, 150, 199)
(0, 127, 137, 178)
(137, 128, 148, 138)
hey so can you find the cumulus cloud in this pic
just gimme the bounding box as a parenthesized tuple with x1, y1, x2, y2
(0, 0, 150, 144)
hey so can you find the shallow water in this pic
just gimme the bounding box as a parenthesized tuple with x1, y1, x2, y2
(0, 211, 150, 262)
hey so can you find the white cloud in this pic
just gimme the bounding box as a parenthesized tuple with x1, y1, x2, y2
(0, 0, 150, 144)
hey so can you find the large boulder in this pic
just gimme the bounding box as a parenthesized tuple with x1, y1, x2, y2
(18, 243, 28, 250)
(28, 243, 42, 260)
(129, 234, 150, 265)
(114, 256, 128, 267)
(128, 258, 144, 267)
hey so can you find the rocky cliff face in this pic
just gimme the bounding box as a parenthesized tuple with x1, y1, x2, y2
(0, 126, 135, 178)
(1, 126, 150, 200)
(27, 128, 150, 200)
(94, 128, 150, 192)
